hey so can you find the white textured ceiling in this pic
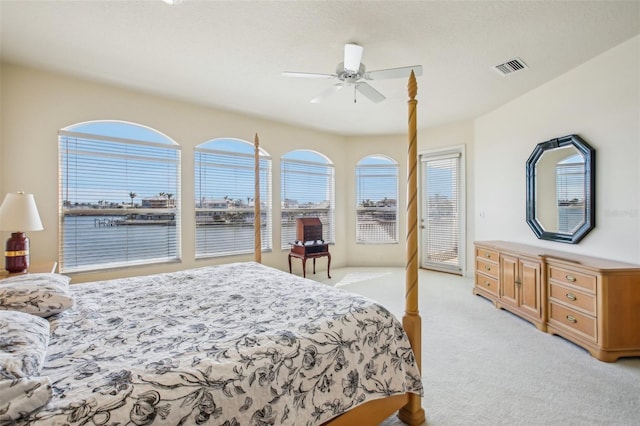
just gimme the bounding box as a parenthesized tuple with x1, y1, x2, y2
(1, 0, 639, 135)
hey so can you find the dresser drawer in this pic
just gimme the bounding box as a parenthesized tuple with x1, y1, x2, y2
(549, 283, 596, 315)
(475, 272, 499, 296)
(476, 247, 498, 263)
(548, 265, 597, 292)
(476, 258, 498, 279)
(549, 302, 597, 342)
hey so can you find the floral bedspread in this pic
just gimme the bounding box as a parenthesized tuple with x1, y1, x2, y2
(23, 262, 422, 425)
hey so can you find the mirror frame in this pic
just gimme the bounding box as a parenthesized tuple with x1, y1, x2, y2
(526, 134, 596, 244)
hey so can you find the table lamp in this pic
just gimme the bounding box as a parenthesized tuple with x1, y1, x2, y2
(0, 192, 44, 273)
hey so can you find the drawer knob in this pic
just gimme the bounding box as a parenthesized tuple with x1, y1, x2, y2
(565, 274, 576, 282)
(484, 281, 491, 287)
(566, 315, 577, 323)
(485, 266, 491, 271)
(565, 293, 577, 302)
(484, 253, 490, 258)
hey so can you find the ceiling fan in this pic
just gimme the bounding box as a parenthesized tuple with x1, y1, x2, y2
(283, 43, 423, 104)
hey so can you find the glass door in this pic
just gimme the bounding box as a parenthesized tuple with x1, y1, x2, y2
(420, 149, 464, 274)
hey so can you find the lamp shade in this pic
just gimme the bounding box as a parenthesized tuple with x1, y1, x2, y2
(0, 192, 44, 232)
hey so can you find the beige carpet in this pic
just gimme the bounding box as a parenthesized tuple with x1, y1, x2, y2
(310, 267, 640, 426)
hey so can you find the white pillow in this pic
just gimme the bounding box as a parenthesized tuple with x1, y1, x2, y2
(0, 377, 52, 423)
(0, 274, 74, 318)
(0, 310, 50, 379)
(0, 273, 70, 289)
(0, 311, 53, 421)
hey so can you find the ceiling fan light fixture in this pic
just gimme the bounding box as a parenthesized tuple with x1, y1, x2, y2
(284, 42, 422, 104)
(344, 43, 364, 72)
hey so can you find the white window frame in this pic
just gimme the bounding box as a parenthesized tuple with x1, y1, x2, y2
(355, 155, 399, 244)
(58, 121, 181, 273)
(419, 145, 466, 275)
(281, 150, 335, 249)
(555, 154, 586, 233)
(194, 138, 272, 258)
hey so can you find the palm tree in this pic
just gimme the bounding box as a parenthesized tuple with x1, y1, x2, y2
(129, 192, 137, 207)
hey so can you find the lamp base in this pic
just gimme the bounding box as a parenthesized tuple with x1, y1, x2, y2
(5, 232, 30, 274)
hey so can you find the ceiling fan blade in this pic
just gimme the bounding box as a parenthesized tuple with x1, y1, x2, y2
(364, 65, 423, 80)
(282, 71, 336, 79)
(356, 82, 385, 103)
(310, 83, 344, 103)
(344, 43, 364, 72)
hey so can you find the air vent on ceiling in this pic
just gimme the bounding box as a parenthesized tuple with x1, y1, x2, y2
(494, 57, 528, 76)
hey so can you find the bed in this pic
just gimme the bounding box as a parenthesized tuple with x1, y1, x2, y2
(0, 72, 424, 425)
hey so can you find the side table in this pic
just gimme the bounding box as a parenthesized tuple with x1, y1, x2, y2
(288, 242, 331, 279)
(1, 261, 57, 278)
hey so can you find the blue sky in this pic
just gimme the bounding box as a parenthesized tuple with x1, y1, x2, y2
(63, 121, 455, 205)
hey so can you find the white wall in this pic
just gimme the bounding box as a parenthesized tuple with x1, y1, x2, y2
(2, 34, 637, 283)
(474, 35, 640, 263)
(2, 64, 412, 282)
(343, 133, 408, 267)
(345, 121, 476, 274)
(419, 122, 476, 275)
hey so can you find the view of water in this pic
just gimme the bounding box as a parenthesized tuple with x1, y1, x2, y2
(62, 215, 272, 272)
(63, 216, 178, 271)
(61, 215, 310, 272)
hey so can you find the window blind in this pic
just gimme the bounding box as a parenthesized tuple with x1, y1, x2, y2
(355, 157, 398, 244)
(556, 162, 586, 233)
(195, 143, 272, 258)
(281, 154, 335, 249)
(59, 130, 181, 273)
(421, 153, 462, 273)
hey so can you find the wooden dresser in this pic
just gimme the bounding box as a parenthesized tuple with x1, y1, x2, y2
(474, 242, 545, 331)
(474, 241, 640, 362)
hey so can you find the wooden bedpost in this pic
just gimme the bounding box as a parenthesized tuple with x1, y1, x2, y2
(254, 133, 262, 264)
(399, 71, 426, 425)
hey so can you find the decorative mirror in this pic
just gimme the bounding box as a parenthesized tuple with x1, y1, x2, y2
(526, 134, 595, 243)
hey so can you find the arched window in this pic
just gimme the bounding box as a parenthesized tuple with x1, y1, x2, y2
(194, 139, 272, 258)
(356, 155, 399, 244)
(281, 150, 334, 248)
(59, 121, 181, 273)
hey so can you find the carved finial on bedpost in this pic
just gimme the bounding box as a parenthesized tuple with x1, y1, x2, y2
(254, 133, 262, 264)
(399, 70, 426, 426)
(408, 69, 417, 102)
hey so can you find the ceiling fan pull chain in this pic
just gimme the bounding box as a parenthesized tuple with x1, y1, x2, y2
(354, 85, 357, 103)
